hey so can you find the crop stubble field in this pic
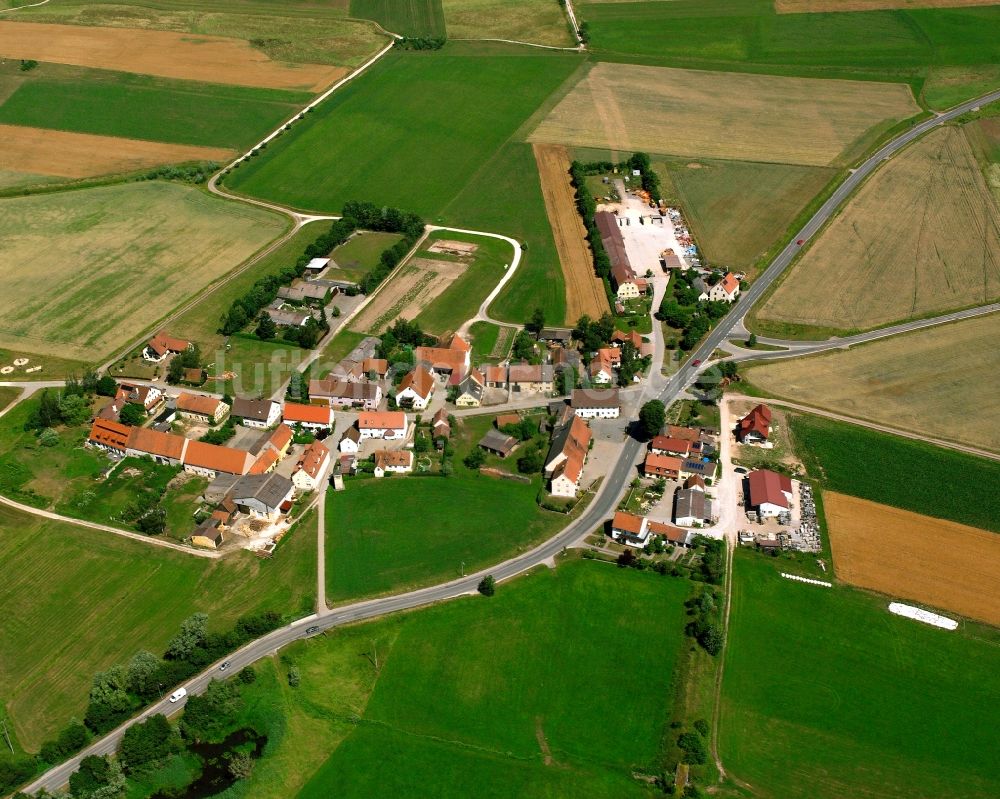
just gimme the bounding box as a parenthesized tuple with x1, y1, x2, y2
(0, 182, 285, 361)
(533, 143, 609, 320)
(443, 0, 576, 46)
(747, 313, 1000, 453)
(0, 21, 347, 90)
(530, 62, 920, 166)
(824, 492, 1000, 626)
(758, 126, 1000, 333)
(350, 258, 468, 334)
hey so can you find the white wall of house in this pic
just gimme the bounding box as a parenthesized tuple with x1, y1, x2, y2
(550, 474, 578, 498)
(575, 407, 620, 420)
(396, 387, 431, 410)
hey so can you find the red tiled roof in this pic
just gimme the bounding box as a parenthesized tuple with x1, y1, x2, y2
(362, 358, 388, 376)
(183, 441, 253, 475)
(398, 366, 435, 398)
(747, 469, 792, 509)
(737, 404, 772, 441)
(612, 511, 644, 534)
(283, 402, 333, 425)
(296, 440, 330, 479)
(447, 334, 471, 353)
(667, 425, 701, 442)
(374, 449, 413, 469)
(484, 365, 507, 383)
(147, 331, 190, 357)
(127, 426, 187, 460)
(250, 448, 279, 475)
(268, 423, 293, 451)
(651, 436, 690, 456)
(358, 411, 406, 431)
(414, 344, 469, 374)
(644, 452, 682, 476)
(719, 273, 739, 295)
(176, 393, 224, 417)
(88, 419, 130, 449)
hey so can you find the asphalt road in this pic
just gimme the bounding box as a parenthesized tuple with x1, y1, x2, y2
(20, 88, 1000, 795)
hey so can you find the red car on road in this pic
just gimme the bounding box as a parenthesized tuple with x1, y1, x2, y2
(796, 239, 804, 245)
(692, 359, 702, 367)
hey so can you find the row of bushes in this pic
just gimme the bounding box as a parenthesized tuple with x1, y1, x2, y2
(394, 36, 446, 50)
(569, 160, 613, 287)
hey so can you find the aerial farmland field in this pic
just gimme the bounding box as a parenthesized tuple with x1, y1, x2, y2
(529, 62, 920, 167)
(578, 0, 1000, 107)
(442, 0, 576, 47)
(721, 551, 1000, 799)
(223, 44, 582, 216)
(0, 505, 317, 750)
(349, 0, 446, 37)
(746, 313, 1000, 453)
(756, 126, 1000, 335)
(0, 182, 286, 363)
(824, 492, 1000, 626)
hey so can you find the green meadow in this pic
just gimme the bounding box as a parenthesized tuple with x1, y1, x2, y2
(328, 230, 405, 282)
(578, 0, 1000, 106)
(789, 413, 1000, 532)
(0, 505, 317, 750)
(224, 44, 581, 218)
(349, 0, 446, 37)
(245, 560, 690, 797)
(720, 552, 1000, 799)
(0, 66, 311, 149)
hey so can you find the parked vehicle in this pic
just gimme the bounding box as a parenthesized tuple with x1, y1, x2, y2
(169, 688, 187, 703)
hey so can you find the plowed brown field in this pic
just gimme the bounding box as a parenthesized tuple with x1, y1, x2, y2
(533, 143, 609, 322)
(0, 21, 347, 91)
(825, 492, 1000, 626)
(0, 124, 233, 178)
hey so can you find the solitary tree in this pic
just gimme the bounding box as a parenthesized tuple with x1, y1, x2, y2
(526, 307, 546, 335)
(255, 312, 277, 341)
(637, 400, 666, 440)
(478, 575, 496, 596)
(747, 332, 757, 348)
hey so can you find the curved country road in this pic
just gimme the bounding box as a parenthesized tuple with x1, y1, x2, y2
(19, 88, 1000, 796)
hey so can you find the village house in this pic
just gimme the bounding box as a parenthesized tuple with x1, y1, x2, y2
(596, 211, 644, 301)
(674, 488, 714, 527)
(362, 358, 389, 379)
(330, 360, 366, 383)
(396, 366, 435, 410)
(116, 383, 163, 413)
(708, 272, 740, 303)
(282, 402, 334, 431)
(338, 425, 361, 454)
(588, 352, 615, 385)
(358, 411, 409, 441)
(680, 459, 713, 480)
(182, 440, 255, 479)
(277, 281, 330, 304)
(373, 449, 413, 478)
(650, 436, 691, 457)
(87, 419, 132, 456)
(610, 511, 690, 549)
(507, 362, 553, 393)
(545, 415, 592, 498)
(247, 424, 293, 475)
(572, 388, 621, 419)
(231, 398, 281, 429)
(431, 408, 451, 439)
(453, 370, 485, 408)
(266, 307, 310, 328)
(415, 334, 471, 379)
(644, 452, 682, 479)
(292, 440, 331, 492)
(736, 403, 772, 444)
(143, 332, 190, 363)
(483, 364, 508, 389)
(478, 428, 518, 459)
(747, 469, 793, 517)
(305, 257, 330, 272)
(537, 328, 572, 346)
(308, 378, 382, 410)
(176, 393, 228, 425)
(683, 474, 706, 492)
(229, 473, 295, 521)
(125, 426, 187, 466)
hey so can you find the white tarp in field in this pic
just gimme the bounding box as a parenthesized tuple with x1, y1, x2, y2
(888, 602, 958, 630)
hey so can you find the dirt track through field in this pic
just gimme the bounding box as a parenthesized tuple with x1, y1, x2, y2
(0, 124, 233, 178)
(533, 143, 609, 322)
(825, 492, 1000, 626)
(0, 21, 347, 90)
(352, 258, 468, 334)
(775, 0, 999, 12)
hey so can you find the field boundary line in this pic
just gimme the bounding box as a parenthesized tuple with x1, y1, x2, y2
(448, 37, 582, 52)
(725, 392, 1000, 461)
(0, 0, 49, 14)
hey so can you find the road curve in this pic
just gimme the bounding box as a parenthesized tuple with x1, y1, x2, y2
(19, 88, 1000, 796)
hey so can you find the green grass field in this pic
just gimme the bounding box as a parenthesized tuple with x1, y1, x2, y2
(657, 156, 837, 270)
(578, 0, 1000, 107)
(326, 414, 572, 603)
(224, 44, 582, 217)
(210, 334, 307, 399)
(0, 505, 317, 750)
(349, 0, 445, 37)
(721, 551, 1000, 799)
(468, 320, 502, 361)
(443, 0, 576, 47)
(0, 64, 311, 149)
(328, 230, 405, 282)
(252, 560, 690, 797)
(789, 413, 1000, 532)
(441, 141, 567, 324)
(412, 231, 510, 334)
(0, 181, 286, 363)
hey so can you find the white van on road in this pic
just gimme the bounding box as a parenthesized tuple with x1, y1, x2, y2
(168, 688, 187, 703)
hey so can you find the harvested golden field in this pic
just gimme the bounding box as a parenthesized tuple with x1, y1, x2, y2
(443, 0, 576, 47)
(775, 0, 999, 12)
(747, 313, 1000, 453)
(533, 143, 609, 321)
(0, 21, 347, 90)
(0, 124, 233, 179)
(825, 492, 1000, 626)
(529, 62, 919, 167)
(758, 126, 1000, 332)
(0, 182, 285, 362)
(351, 258, 468, 334)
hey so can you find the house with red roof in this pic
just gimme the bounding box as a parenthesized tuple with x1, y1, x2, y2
(396, 366, 435, 410)
(643, 452, 682, 479)
(736, 404, 772, 444)
(143, 331, 191, 363)
(747, 469, 793, 517)
(292, 440, 331, 492)
(708, 272, 740, 303)
(282, 402, 334, 430)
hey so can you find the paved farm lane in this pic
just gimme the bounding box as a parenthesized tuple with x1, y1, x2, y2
(20, 88, 1000, 796)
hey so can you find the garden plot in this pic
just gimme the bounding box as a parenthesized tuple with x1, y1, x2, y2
(351, 258, 468, 334)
